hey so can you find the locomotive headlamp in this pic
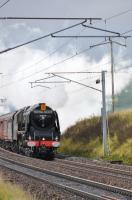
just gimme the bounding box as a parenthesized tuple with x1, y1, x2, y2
(55, 136, 58, 141)
(42, 137, 45, 140)
(29, 135, 31, 140)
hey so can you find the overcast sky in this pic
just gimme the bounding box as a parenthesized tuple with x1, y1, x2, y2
(0, 0, 132, 18)
(0, 0, 132, 131)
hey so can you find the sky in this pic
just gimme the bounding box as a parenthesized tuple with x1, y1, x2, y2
(0, 0, 132, 131)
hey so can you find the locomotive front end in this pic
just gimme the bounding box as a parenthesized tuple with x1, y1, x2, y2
(26, 103, 60, 158)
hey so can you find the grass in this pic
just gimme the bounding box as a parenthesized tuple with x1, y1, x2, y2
(0, 176, 32, 200)
(60, 110, 132, 165)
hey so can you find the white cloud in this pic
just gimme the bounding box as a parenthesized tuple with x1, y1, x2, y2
(10, 23, 43, 35)
(0, 22, 132, 132)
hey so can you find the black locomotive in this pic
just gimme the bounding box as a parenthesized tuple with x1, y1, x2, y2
(0, 103, 60, 158)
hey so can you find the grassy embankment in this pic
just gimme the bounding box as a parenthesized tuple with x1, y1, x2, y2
(60, 110, 132, 164)
(0, 175, 32, 200)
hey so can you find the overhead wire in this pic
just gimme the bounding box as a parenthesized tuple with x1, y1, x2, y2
(90, 7, 132, 51)
(0, 47, 93, 88)
(2, 43, 132, 89)
(0, 6, 131, 54)
(33, 8, 132, 99)
(122, 29, 132, 35)
(37, 73, 102, 95)
(61, 72, 111, 95)
(31, 73, 101, 86)
(1, 6, 131, 54)
(3, 24, 87, 77)
(4, 32, 127, 79)
(0, 20, 86, 54)
(105, 8, 132, 21)
(0, 11, 112, 67)
(0, 17, 101, 21)
(115, 63, 132, 72)
(0, 0, 10, 9)
(0, 6, 132, 114)
(33, 72, 102, 87)
(1, 7, 132, 88)
(4, 37, 74, 76)
(5, 37, 124, 89)
(2, 49, 109, 78)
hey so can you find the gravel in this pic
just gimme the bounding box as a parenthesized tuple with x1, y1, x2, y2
(0, 159, 130, 200)
(0, 166, 84, 200)
(64, 156, 132, 172)
(0, 149, 131, 190)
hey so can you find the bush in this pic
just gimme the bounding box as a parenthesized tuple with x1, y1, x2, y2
(60, 110, 132, 164)
(0, 179, 32, 200)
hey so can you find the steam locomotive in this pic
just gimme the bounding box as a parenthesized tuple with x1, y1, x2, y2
(0, 103, 60, 158)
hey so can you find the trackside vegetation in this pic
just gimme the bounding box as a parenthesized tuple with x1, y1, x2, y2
(0, 177, 32, 200)
(60, 110, 132, 165)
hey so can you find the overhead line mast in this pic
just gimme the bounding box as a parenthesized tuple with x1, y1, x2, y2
(90, 35, 128, 112)
(30, 71, 108, 156)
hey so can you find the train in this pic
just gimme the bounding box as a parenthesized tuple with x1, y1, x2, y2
(0, 103, 60, 159)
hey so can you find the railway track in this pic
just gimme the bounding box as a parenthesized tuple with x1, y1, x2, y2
(54, 158, 132, 179)
(0, 155, 132, 200)
(0, 147, 132, 190)
(56, 154, 132, 172)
